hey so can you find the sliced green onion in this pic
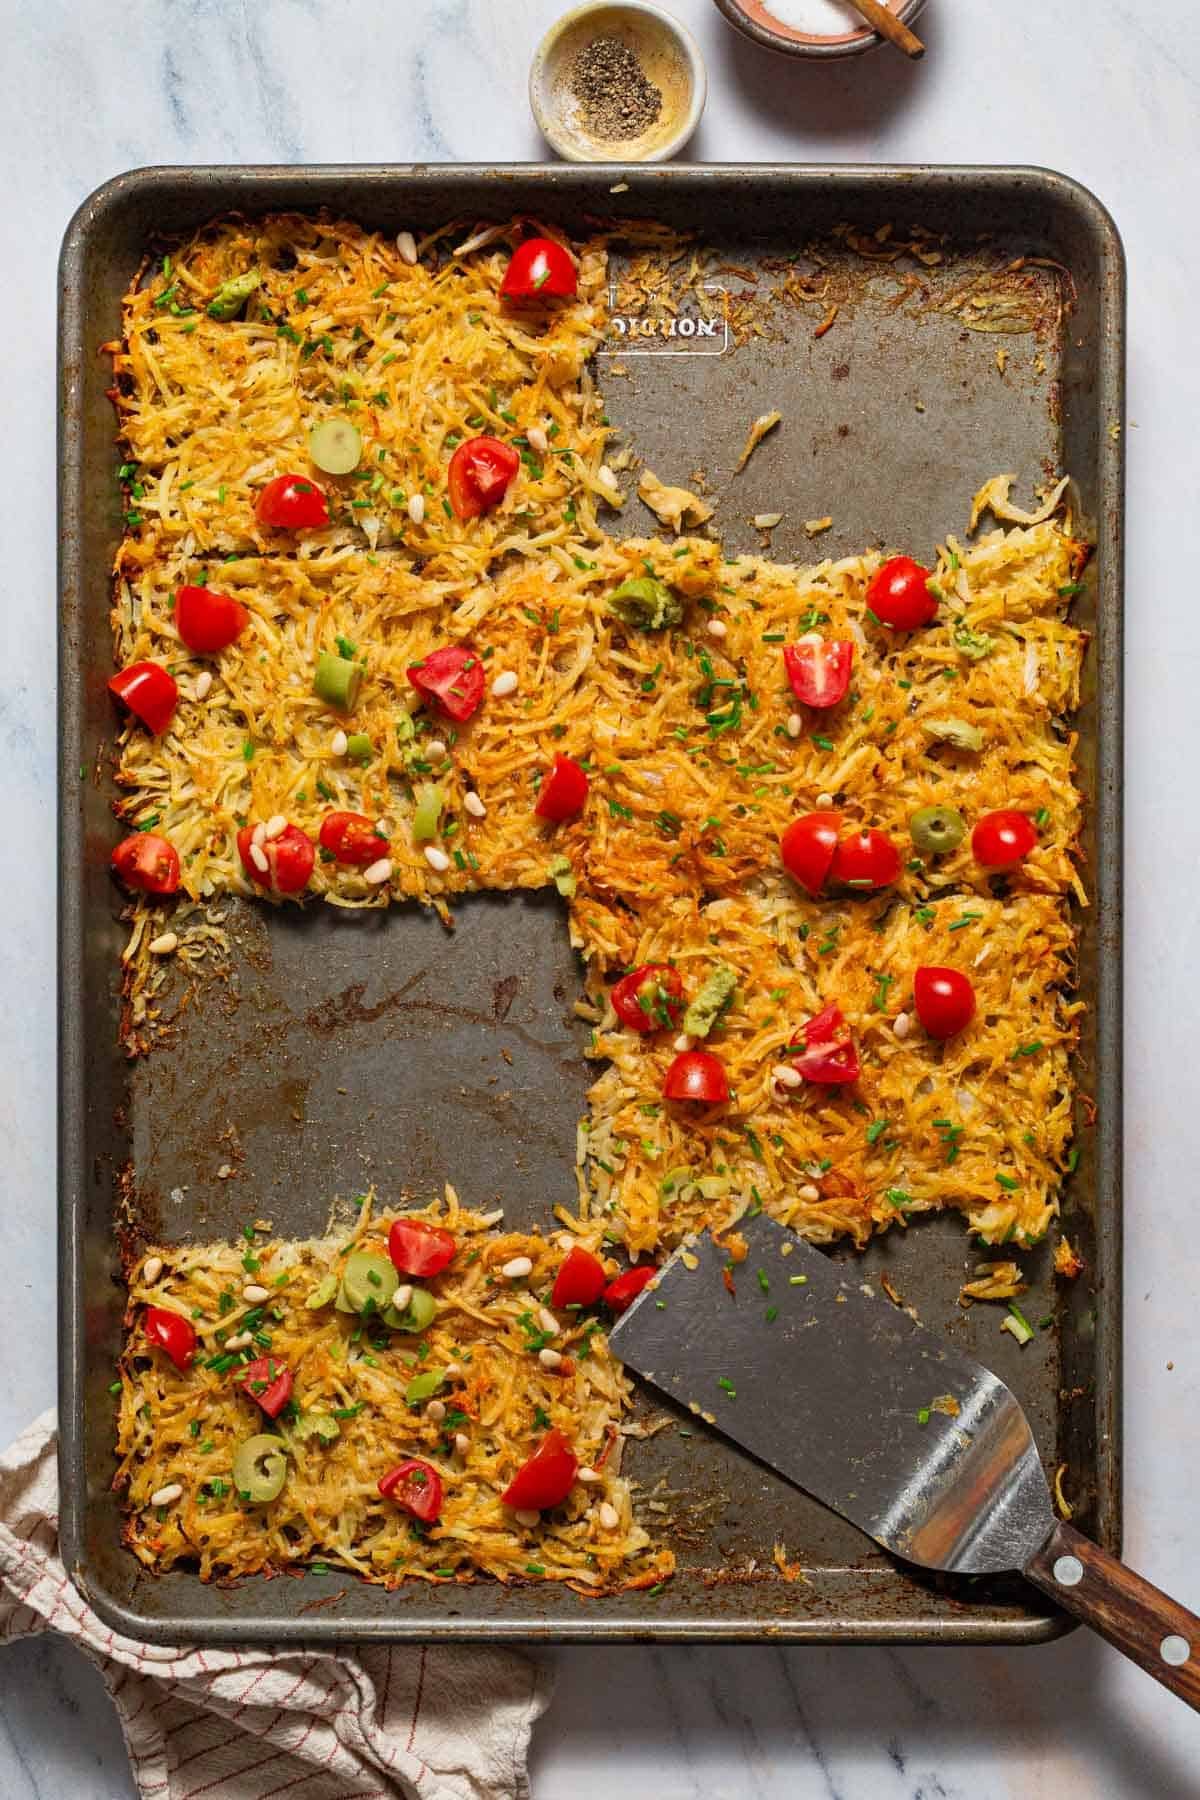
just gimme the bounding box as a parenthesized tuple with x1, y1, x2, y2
(314, 651, 362, 712)
(412, 783, 445, 842)
(309, 418, 362, 475)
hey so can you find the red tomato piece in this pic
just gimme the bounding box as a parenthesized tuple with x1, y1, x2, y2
(913, 966, 977, 1040)
(866, 555, 938, 629)
(111, 833, 181, 895)
(551, 1247, 608, 1310)
(379, 1457, 444, 1521)
(501, 1430, 579, 1511)
(790, 1004, 861, 1085)
(143, 1305, 196, 1370)
(780, 810, 842, 896)
(174, 584, 249, 654)
(108, 661, 178, 734)
(663, 1049, 730, 1105)
(239, 1356, 293, 1419)
(318, 811, 387, 867)
(829, 827, 902, 892)
(388, 1217, 456, 1278)
(971, 809, 1039, 869)
(255, 474, 329, 530)
(602, 1265, 657, 1314)
(236, 823, 315, 894)
(500, 237, 578, 301)
(610, 964, 684, 1034)
(407, 644, 486, 722)
(447, 436, 520, 520)
(535, 754, 589, 822)
(782, 638, 854, 709)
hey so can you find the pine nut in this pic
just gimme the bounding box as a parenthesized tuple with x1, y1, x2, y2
(193, 670, 213, 700)
(444, 1362, 463, 1380)
(150, 1484, 183, 1508)
(706, 619, 727, 639)
(798, 1184, 821, 1203)
(502, 1256, 533, 1280)
(464, 791, 486, 818)
(364, 857, 393, 885)
(331, 729, 348, 756)
(893, 1012, 912, 1040)
(773, 1064, 802, 1089)
(249, 843, 269, 874)
(242, 1283, 270, 1303)
(491, 670, 518, 698)
(538, 1347, 563, 1371)
(142, 1256, 163, 1284)
(423, 846, 450, 872)
(393, 1284, 413, 1312)
(425, 1399, 446, 1423)
(454, 1433, 471, 1455)
(426, 739, 447, 760)
(598, 1502, 620, 1530)
(396, 230, 418, 264)
(816, 792, 834, 808)
(537, 1308, 559, 1336)
(786, 713, 803, 738)
(597, 465, 619, 491)
(577, 1466, 602, 1484)
(148, 932, 179, 955)
(514, 1508, 540, 1527)
(673, 1034, 692, 1054)
(408, 492, 425, 525)
(223, 1331, 252, 1350)
(798, 631, 822, 647)
(527, 425, 549, 454)
(251, 821, 267, 848)
(264, 814, 287, 841)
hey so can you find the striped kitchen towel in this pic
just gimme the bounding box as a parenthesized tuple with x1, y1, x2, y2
(0, 1412, 552, 1799)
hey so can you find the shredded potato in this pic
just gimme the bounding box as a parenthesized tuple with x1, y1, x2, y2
(118, 1196, 672, 1589)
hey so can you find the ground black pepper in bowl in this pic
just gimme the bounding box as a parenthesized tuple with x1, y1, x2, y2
(571, 36, 663, 140)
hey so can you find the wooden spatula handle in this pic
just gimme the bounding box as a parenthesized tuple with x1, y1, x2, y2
(1025, 1522, 1200, 1710)
(847, 0, 925, 58)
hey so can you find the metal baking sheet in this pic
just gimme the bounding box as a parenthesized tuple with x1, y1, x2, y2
(58, 164, 1124, 1644)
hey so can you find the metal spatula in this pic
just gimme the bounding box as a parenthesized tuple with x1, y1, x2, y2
(609, 1215, 1200, 1709)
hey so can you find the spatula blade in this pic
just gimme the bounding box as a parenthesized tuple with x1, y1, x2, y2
(608, 1215, 1054, 1575)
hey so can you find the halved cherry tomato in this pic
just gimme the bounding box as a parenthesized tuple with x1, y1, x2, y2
(255, 473, 329, 530)
(500, 237, 578, 301)
(866, 555, 937, 629)
(789, 1004, 860, 1085)
(829, 827, 901, 892)
(780, 810, 842, 896)
(379, 1457, 444, 1522)
(407, 644, 486, 722)
(388, 1217, 456, 1278)
(112, 833, 181, 895)
(610, 964, 684, 1034)
(239, 1356, 293, 1419)
(236, 823, 315, 894)
(602, 1266, 657, 1314)
(143, 1305, 196, 1370)
(174, 584, 249, 654)
(501, 1430, 578, 1511)
(663, 1049, 730, 1105)
(972, 809, 1038, 869)
(535, 754, 589, 822)
(552, 1246, 608, 1310)
(913, 966, 976, 1039)
(108, 661, 178, 735)
(319, 811, 387, 867)
(447, 436, 520, 520)
(783, 639, 854, 709)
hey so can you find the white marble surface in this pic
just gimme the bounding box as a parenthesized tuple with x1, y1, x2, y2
(1, 0, 1198, 1793)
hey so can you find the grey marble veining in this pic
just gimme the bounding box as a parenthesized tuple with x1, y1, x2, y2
(3, 1, 1199, 1794)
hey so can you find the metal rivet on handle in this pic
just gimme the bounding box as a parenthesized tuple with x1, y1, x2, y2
(1052, 1554, 1084, 1587)
(1160, 1634, 1191, 1667)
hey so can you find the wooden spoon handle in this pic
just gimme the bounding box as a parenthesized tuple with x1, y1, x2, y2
(1025, 1521, 1200, 1711)
(846, 0, 925, 58)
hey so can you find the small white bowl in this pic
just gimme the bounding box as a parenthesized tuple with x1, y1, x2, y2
(530, 3, 707, 163)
